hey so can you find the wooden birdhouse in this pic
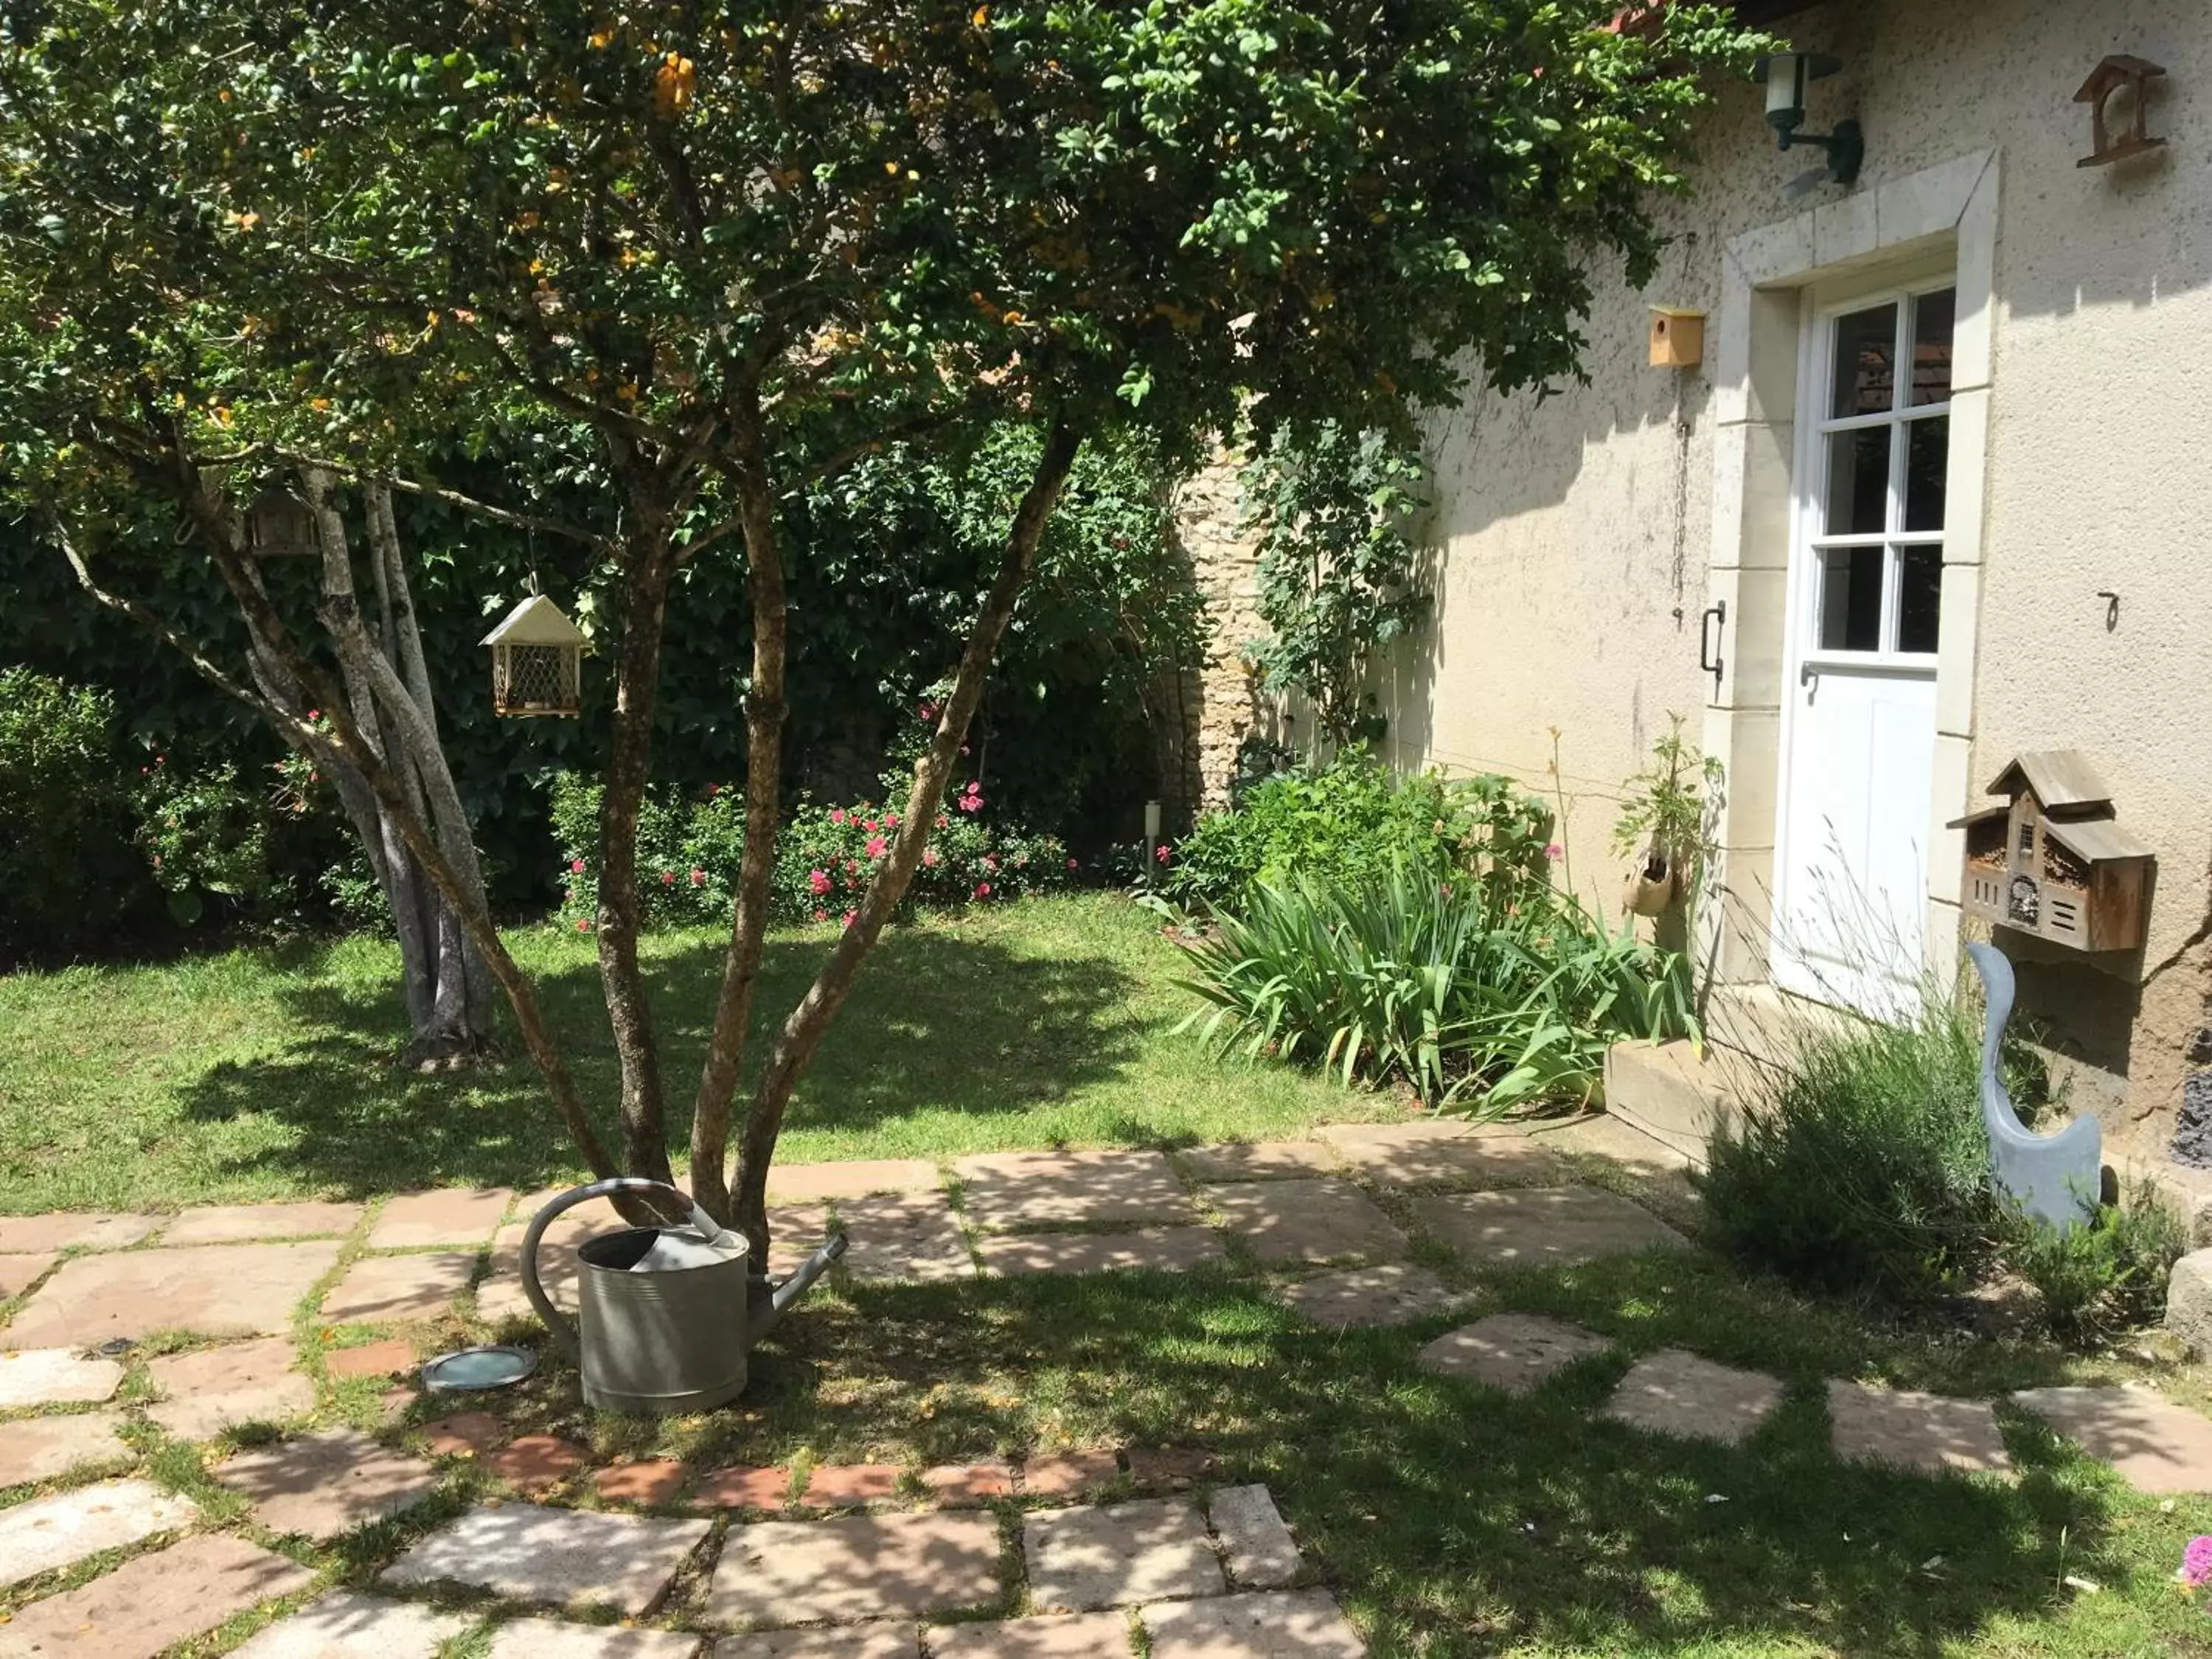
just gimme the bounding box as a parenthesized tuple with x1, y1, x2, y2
(481, 595, 585, 717)
(2073, 54, 2166, 169)
(1950, 751, 2152, 953)
(243, 486, 318, 557)
(1648, 307, 1705, 368)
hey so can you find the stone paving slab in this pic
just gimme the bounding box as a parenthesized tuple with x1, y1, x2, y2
(216, 1427, 442, 1538)
(930, 1613, 1135, 1655)
(1141, 1589, 1366, 1657)
(328, 1337, 417, 1378)
(1316, 1121, 1560, 1189)
(712, 1632, 917, 1659)
(834, 1193, 975, 1284)
(1024, 1499, 1226, 1613)
(0, 1410, 132, 1486)
(0, 1212, 159, 1254)
(382, 1503, 713, 1614)
(2011, 1385, 2212, 1493)
(1276, 1265, 1476, 1330)
(488, 1617, 707, 1659)
(320, 1250, 478, 1324)
(1, 1239, 341, 1349)
(1604, 1349, 1782, 1445)
(0, 1252, 55, 1299)
(423, 1411, 510, 1457)
(764, 1206, 832, 1281)
(230, 1590, 472, 1659)
(708, 1510, 1002, 1626)
(768, 1159, 941, 1203)
(147, 1338, 315, 1440)
(1828, 1380, 2012, 1476)
(0, 1346, 125, 1407)
(162, 1200, 366, 1246)
(977, 1228, 1225, 1278)
(0, 1478, 198, 1592)
(1208, 1486, 1300, 1590)
(1126, 1448, 1219, 1491)
(956, 1151, 1197, 1231)
(1413, 1187, 1686, 1269)
(1416, 1314, 1610, 1396)
(0, 1532, 317, 1659)
(369, 1187, 512, 1249)
(1177, 1142, 1340, 1183)
(1203, 1180, 1405, 1266)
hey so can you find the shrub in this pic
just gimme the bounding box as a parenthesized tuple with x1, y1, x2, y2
(0, 666, 148, 959)
(2004, 1182, 2187, 1346)
(1698, 992, 2003, 1302)
(1164, 748, 1554, 915)
(549, 773, 1071, 932)
(1173, 865, 1694, 1113)
(132, 758, 275, 926)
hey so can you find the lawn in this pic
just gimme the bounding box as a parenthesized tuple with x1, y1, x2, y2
(0, 894, 1374, 1213)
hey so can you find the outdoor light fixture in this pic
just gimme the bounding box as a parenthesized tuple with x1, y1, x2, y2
(1753, 51, 1863, 185)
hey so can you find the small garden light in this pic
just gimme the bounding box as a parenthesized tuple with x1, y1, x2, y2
(1753, 50, 1863, 185)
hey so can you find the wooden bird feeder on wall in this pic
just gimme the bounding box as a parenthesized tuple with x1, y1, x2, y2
(481, 594, 585, 717)
(1950, 751, 2153, 953)
(2073, 54, 2166, 168)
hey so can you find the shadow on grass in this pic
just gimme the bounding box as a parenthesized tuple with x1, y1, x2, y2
(179, 925, 1148, 1197)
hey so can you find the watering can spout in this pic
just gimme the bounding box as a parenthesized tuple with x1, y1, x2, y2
(753, 1231, 849, 1343)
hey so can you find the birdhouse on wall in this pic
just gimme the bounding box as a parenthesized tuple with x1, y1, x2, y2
(1950, 751, 2153, 953)
(481, 595, 585, 718)
(1649, 307, 1705, 368)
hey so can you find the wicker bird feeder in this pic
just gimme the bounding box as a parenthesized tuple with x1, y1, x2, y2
(481, 594, 585, 718)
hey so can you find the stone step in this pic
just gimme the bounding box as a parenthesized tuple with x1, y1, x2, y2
(1600, 1040, 1745, 1167)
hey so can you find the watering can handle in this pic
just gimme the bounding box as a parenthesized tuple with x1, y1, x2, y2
(518, 1177, 708, 1357)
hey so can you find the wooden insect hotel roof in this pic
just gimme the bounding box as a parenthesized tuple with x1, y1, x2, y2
(1983, 750, 2110, 814)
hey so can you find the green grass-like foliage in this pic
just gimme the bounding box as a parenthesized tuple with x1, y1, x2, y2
(1700, 995, 2002, 1301)
(2006, 1180, 2188, 1346)
(1172, 865, 1694, 1113)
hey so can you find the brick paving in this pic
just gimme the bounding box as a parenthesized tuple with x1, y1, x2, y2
(694, 1463, 794, 1509)
(597, 1458, 691, 1505)
(486, 1433, 592, 1493)
(1020, 1450, 1121, 1498)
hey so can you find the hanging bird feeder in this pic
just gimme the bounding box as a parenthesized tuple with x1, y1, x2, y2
(481, 594, 585, 717)
(242, 486, 318, 557)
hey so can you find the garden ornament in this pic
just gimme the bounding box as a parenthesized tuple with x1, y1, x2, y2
(522, 1177, 846, 1413)
(1967, 942, 2101, 1234)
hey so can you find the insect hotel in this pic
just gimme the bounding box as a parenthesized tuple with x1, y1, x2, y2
(1951, 751, 2153, 953)
(481, 594, 585, 718)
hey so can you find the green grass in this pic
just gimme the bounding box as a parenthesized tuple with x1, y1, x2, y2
(0, 894, 1374, 1212)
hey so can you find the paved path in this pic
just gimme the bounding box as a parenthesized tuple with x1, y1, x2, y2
(6, 1113, 2212, 1654)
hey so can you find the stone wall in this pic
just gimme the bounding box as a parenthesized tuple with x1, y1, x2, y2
(1166, 448, 1276, 821)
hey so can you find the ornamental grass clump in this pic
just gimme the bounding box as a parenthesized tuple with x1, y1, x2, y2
(1173, 864, 1694, 1113)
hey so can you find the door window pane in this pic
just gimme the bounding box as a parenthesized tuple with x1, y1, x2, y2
(1897, 547, 1942, 653)
(1903, 416, 1948, 532)
(1910, 288, 1955, 406)
(1819, 547, 1884, 651)
(1826, 427, 1890, 535)
(1831, 303, 1898, 417)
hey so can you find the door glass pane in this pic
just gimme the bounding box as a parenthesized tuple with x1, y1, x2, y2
(1897, 546, 1942, 653)
(1826, 427, 1890, 535)
(1819, 546, 1883, 651)
(1910, 288, 1955, 406)
(1831, 303, 1898, 417)
(1903, 415, 1948, 531)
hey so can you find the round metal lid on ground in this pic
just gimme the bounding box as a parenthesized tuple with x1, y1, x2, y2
(420, 1344, 538, 1392)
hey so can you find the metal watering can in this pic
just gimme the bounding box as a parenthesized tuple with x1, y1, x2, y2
(521, 1177, 846, 1414)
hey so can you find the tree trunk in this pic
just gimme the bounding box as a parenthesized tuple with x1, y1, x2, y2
(726, 419, 1084, 1255)
(687, 408, 789, 1222)
(594, 501, 679, 1184)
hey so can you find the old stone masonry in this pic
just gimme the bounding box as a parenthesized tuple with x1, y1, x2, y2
(7, 1117, 2212, 1655)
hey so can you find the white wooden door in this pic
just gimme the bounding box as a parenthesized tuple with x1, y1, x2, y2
(1773, 279, 1956, 1018)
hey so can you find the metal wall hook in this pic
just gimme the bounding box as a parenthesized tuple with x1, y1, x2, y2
(2096, 590, 2120, 632)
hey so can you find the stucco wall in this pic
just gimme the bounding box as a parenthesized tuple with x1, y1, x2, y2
(1381, 0, 2212, 1144)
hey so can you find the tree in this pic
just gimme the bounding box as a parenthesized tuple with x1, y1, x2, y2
(0, 1, 1767, 1248)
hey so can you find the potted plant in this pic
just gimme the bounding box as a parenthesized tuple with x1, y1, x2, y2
(1613, 715, 1722, 918)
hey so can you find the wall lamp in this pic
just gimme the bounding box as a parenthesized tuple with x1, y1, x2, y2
(1754, 51, 1863, 185)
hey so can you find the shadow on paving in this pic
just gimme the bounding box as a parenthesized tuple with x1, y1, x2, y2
(178, 927, 1146, 1197)
(664, 1257, 2151, 1659)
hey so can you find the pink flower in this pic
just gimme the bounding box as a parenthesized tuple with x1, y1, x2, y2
(841, 910, 857, 928)
(1545, 842, 1564, 861)
(2185, 1537, 2212, 1588)
(689, 868, 706, 886)
(808, 869, 831, 895)
(844, 858, 859, 874)
(813, 908, 828, 922)
(922, 847, 940, 868)
(958, 790, 984, 814)
(865, 835, 888, 859)
(1067, 857, 1079, 869)
(570, 858, 585, 874)
(983, 853, 998, 871)
(661, 870, 675, 885)
(1156, 844, 1172, 864)
(306, 709, 319, 720)
(707, 783, 722, 796)
(830, 808, 847, 826)
(864, 818, 880, 832)
(936, 814, 949, 830)
(919, 700, 939, 723)
(973, 881, 991, 899)
(885, 812, 900, 827)
(576, 917, 591, 932)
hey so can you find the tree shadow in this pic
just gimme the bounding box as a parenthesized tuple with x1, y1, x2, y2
(178, 925, 1150, 1197)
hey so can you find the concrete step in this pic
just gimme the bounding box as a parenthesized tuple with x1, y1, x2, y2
(1601, 1039, 1748, 1169)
